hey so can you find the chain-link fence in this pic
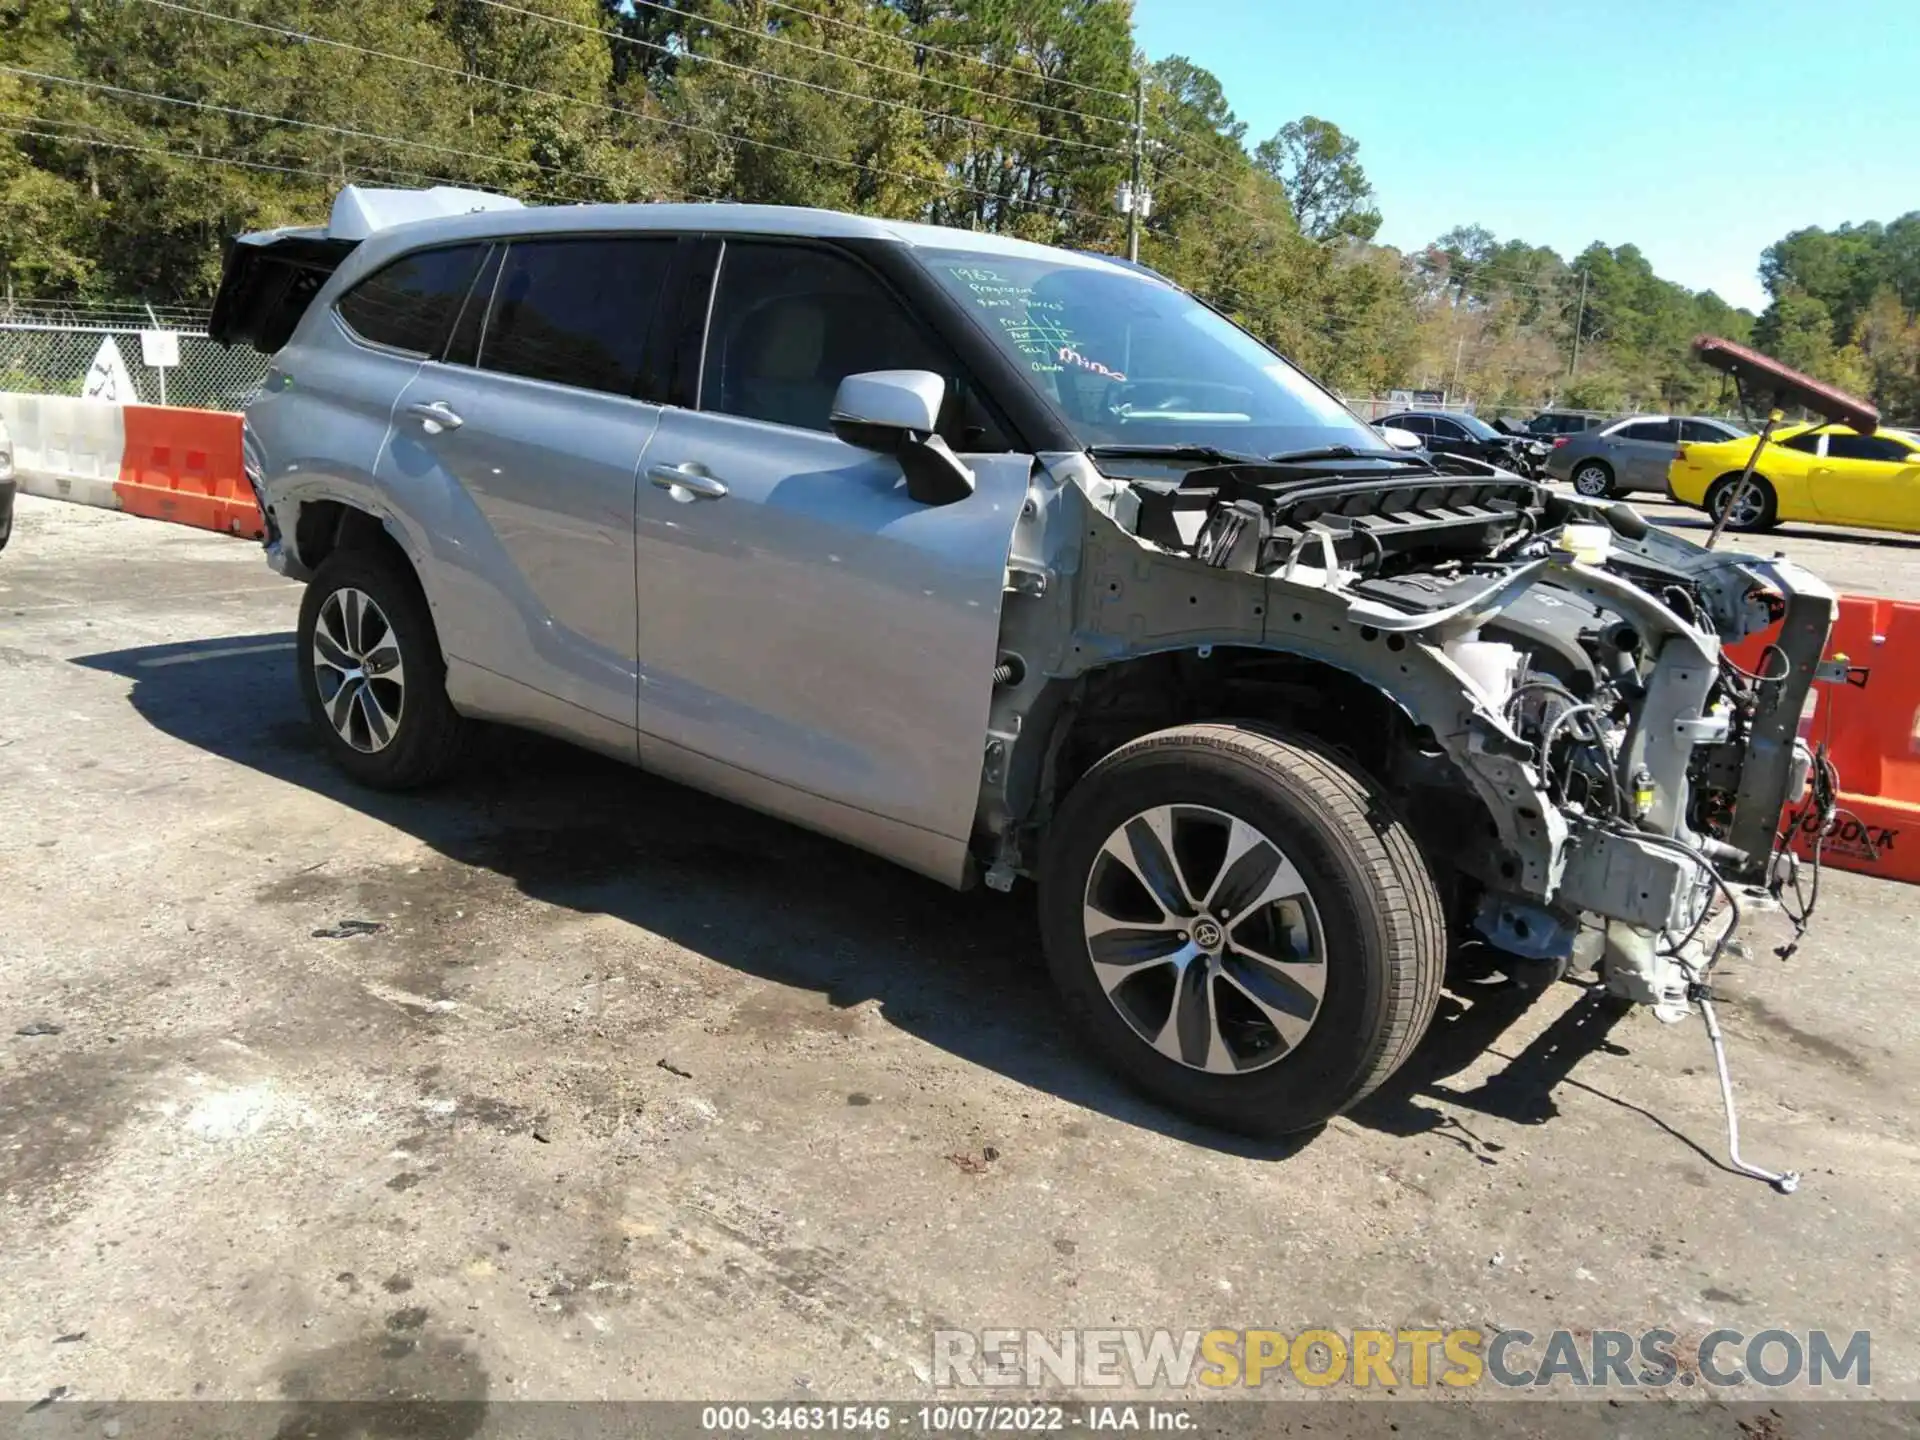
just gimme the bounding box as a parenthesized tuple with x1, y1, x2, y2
(0, 309, 1726, 431)
(0, 309, 268, 410)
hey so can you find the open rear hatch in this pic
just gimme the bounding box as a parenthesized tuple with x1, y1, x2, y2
(209, 184, 524, 354)
(208, 228, 357, 354)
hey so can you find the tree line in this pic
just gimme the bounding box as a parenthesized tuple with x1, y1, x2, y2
(1, 0, 1912, 421)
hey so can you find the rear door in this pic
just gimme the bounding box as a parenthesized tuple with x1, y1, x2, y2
(628, 237, 1033, 877)
(1812, 431, 1920, 528)
(1610, 418, 1678, 491)
(381, 233, 674, 746)
(250, 242, 487, 559)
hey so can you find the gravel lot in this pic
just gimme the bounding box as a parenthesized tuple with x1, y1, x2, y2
(2, 493, 1917, 1426)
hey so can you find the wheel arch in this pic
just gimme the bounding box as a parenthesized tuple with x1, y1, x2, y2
(290, 496, 424, 588)
(986, 642, 1527, 925)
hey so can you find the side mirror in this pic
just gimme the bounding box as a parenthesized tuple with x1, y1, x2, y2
(1379, 425, 1424, 453)
(830, 369, 976, 506)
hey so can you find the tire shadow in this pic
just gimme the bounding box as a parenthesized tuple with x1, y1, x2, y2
(75, 633, 1630, 1162)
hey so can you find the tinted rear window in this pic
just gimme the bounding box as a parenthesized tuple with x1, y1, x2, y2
(1681, 419, 1735, 442)
(335, 245, 485, 355)
(1618, 420, 1676, 443)
(478, 237, 675, 396)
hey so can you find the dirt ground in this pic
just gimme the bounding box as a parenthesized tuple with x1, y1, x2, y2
(2, 494, 1917, 1429)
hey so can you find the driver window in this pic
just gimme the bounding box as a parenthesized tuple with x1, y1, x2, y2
(1826, 433, 1912, 464)
(700, 242, 1007, 449)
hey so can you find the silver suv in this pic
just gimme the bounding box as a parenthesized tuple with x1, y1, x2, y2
(214, 186, 1834, 1146)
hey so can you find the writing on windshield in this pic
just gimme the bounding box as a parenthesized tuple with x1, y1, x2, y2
(945, 265, 1131, 382)
(926, 250, 1375, 454)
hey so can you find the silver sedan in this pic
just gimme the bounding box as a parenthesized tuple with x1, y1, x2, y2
(1544, 415, 1750, 498)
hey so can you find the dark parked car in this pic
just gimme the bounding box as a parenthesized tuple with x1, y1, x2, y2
(1376, 409, 1548, 475)
(1522, 411, 1605, 439)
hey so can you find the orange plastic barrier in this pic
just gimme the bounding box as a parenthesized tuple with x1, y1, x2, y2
(114, 404, 265, 539)
(1729, 595, 1920, 885)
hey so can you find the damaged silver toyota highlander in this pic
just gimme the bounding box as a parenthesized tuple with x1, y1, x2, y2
(213, 187, 1834, 1185)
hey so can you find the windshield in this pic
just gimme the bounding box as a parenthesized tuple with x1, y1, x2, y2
(921, 249, 1380, 455)
(1452, 412, 1500, 441)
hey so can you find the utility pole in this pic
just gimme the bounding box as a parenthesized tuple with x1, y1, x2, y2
(1450, 336, 1465, 402)
(1567, 268, 1589, 381)
(1127, 77, 1146, 263)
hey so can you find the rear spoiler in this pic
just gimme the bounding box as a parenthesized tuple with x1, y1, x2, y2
(208, 184, 524, 353)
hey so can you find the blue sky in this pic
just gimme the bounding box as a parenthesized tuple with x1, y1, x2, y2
(1130, 0, 1920, 313)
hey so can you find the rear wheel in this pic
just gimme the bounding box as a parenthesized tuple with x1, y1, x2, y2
(1705, 473, 1779, 532)
(1038, 724, 1445, 1136)
(1570, 460, 1615, 499)
(297, 546, 469, 789)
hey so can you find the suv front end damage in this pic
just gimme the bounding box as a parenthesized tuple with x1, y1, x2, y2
(978, 449, 1832, 1188)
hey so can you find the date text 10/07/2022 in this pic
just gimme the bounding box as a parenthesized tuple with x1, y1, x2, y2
(700, 1405, 1194, 1433)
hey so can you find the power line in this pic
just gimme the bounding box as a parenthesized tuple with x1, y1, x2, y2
(126, 0, 723, 202)
(8, 108, 735, 209)
(0, 117, 485, 194)
(1413, 251, 1577, 298)
(125, 0, 1105, 223)
(0, 65, 605, 194)
(757, 0, 1134, 104)
(0, 111, 471, 190)
(1151, 166, 1273, 228)
(615, 0, 1127, 157)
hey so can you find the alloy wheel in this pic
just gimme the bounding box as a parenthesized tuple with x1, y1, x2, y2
(1081, 804, 1326, 1074)
(1572, 465, 1610, 497)
(312, 586, 406, 753)
(1715, 482, 1766, 529)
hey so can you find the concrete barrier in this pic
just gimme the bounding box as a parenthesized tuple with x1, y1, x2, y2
(0, 391, 263, 538)
(0, 392, 126, 512)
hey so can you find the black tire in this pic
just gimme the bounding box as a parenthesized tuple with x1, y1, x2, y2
(1569, 460, 1615, 499)
(297, 545, 469, 789)
(1704, 473, 1780, 532)
(1038, 723, 1445, 1136)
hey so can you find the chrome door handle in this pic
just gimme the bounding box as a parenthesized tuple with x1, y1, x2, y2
(647, 463, 728, 500)
(405, 400, 463, 432)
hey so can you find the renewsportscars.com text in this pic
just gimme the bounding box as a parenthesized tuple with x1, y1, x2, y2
(932, 1328, 1872, 1390)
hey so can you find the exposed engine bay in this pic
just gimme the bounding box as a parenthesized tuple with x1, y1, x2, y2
(981, 447, 1837, 1191)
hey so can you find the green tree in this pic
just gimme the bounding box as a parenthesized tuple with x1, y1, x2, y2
(1252, 115, 1379, 243)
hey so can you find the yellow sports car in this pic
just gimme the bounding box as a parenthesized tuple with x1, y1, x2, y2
(1668, 422, 1920, 533)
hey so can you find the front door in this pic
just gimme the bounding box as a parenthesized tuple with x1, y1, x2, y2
(381, 235, 675, 737)
(1424, 417, 1475, 459)
(629, 239, 1032, 870)
(1810, 431, 1920, 529)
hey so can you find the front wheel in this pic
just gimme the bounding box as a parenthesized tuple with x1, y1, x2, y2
(1704, 473, 1779, 532)
(297, 546, 469, 789)
(1038, 724, 1445, 1136)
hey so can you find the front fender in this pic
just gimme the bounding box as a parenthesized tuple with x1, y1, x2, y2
(976, 460, 1568, 897)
